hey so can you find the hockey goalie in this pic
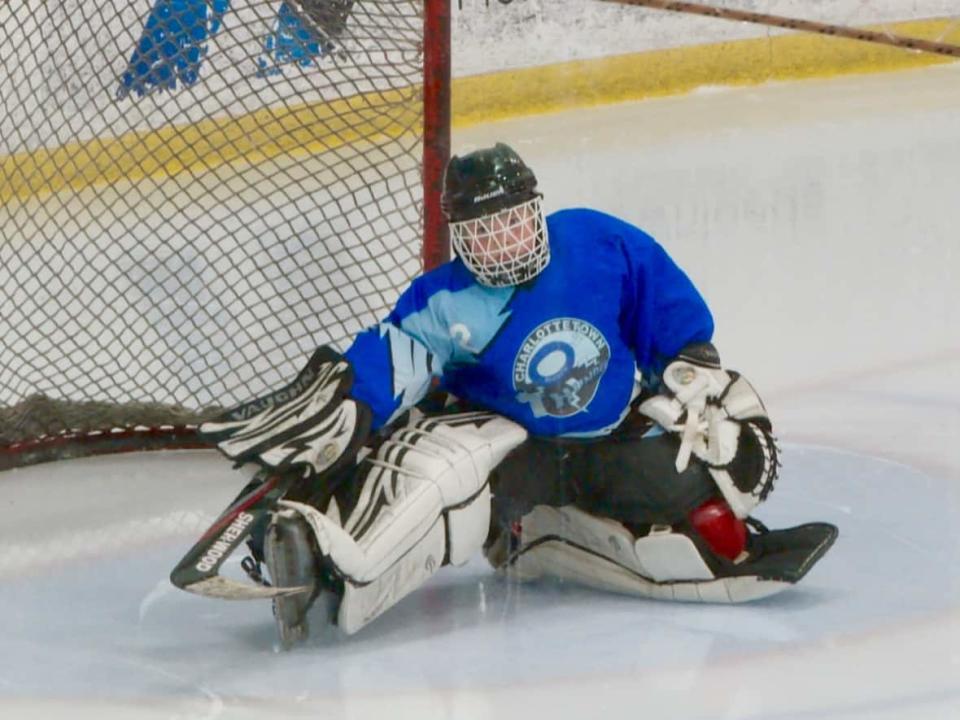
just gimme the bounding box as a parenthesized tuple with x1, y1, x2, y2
(171, 143, 837, 648)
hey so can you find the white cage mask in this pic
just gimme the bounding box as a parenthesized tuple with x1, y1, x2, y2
(449, 196, 550, 288)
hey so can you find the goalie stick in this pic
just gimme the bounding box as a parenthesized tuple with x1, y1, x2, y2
(169, 346, 371, 600)
(170, 470, 307, 599)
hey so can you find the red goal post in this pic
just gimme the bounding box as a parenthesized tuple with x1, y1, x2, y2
(0, 0, 451, 469)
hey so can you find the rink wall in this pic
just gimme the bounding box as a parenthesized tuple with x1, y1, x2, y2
(2, 5, 959, 202)
(451, 17, 960, 126)
(451, 0, 960, 75)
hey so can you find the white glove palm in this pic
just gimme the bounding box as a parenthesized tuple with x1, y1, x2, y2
(639, 360, 738, 472)
(638, 357, 775, 518)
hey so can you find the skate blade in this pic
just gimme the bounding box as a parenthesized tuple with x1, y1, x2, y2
(275, 612, 309, 650)
(273, 585, 315, 650)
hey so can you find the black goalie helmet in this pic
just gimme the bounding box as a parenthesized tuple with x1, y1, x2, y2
(441, 143, 550, 288)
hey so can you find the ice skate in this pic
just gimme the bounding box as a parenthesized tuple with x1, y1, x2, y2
(264, 512, 321, 649)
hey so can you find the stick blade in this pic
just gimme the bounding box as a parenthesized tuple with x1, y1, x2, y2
(179, 575, 311, 600)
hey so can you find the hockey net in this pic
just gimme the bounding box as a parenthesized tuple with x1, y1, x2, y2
(0, 0, 449, 467)
(4, 0, 956, 470)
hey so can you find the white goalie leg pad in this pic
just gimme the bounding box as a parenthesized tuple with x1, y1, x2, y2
(507, 505, 788, 603)
(281, 412, 527, 634)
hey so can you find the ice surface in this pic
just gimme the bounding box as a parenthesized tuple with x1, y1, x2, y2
(2, 64, 960, 718)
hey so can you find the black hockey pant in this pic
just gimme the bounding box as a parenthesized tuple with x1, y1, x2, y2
(489, 421, 720, 533)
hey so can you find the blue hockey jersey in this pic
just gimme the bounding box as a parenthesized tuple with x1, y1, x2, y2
(344, 208, 714, 437)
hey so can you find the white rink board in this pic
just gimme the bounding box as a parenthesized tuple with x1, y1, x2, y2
(2, 0, 957, 149)
(454, 0, 960, 75)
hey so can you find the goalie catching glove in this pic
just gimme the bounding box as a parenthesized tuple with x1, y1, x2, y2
(639, 343, 778, 518)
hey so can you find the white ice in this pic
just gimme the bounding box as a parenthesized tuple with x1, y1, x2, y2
(2, 64, 960, 719)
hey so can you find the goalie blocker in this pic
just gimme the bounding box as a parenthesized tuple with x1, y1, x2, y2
(170, 346, 372, 601)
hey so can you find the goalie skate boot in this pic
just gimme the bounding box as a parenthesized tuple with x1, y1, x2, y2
(264, 512, 322, 649)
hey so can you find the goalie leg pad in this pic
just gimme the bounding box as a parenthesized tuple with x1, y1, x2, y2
(339, 516, 447, 635)
(280, 412, 527, 634)
(495, 504, 835, 603)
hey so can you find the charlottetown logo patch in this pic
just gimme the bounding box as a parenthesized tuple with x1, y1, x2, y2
(513, 318, 610, 418)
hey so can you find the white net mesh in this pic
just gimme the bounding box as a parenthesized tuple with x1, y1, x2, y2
(0, 0, 428, 446)
(3, 0, 957, 452)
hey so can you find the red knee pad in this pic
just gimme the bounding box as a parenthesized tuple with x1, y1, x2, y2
(689, 498, 747, 560)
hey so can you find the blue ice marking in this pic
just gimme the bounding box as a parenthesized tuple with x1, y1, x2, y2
(118, 0, 230, 97)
